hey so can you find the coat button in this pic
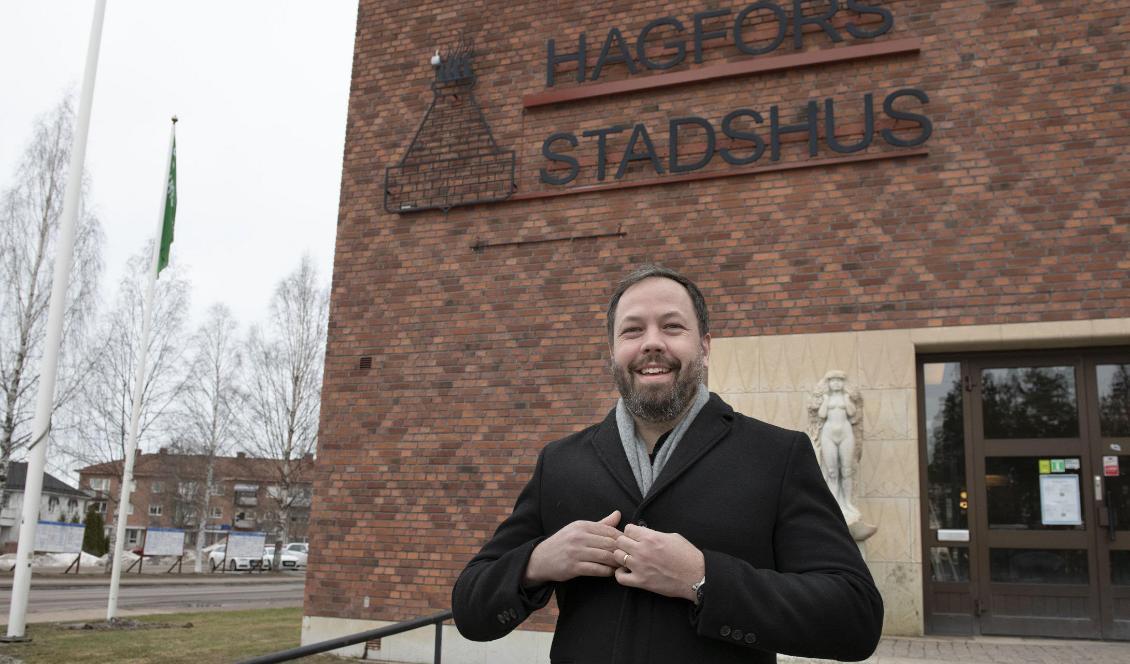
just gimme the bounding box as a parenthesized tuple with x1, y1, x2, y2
(745, 633, 757, 644)
(731, 629, 743, 641)
(496, 613, 506, 623)
(720, 625, 731, 637)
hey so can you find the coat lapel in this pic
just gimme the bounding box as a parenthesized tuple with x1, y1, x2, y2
(588, 408, 644, 504)
(640, 394, 734, 509)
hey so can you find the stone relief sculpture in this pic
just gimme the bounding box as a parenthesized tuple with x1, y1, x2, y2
(807, 370, 877, 542)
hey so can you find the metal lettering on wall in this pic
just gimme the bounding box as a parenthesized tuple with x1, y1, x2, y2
(535, 1, 931, 189)
(385, 37, 515, 214)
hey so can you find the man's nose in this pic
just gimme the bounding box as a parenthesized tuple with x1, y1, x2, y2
(640, 326, 666, 353)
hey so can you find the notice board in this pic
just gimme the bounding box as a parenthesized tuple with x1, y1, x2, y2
(143, 527, 186, 556)
(34, 520, 84, 553)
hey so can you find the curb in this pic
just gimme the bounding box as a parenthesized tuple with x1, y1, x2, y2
(0, 572, 305, 590)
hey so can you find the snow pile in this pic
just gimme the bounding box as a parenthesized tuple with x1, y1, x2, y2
(0, 551, 108, 567)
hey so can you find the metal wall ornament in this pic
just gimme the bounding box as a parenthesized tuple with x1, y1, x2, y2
(384, 37, 516, 214)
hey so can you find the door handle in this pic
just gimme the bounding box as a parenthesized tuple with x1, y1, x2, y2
(1108, 488, 1118, 542)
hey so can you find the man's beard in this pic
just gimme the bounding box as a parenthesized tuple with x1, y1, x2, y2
(613, 351, 706, 424)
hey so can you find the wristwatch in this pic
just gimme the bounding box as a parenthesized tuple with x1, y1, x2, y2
(691, 576, 706, 606)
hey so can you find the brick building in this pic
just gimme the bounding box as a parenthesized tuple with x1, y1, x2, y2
(79, 449, 313, 551)
(304, 0, 1129, 658)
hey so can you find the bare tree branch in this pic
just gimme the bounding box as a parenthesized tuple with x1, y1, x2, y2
(0, 96, 104, 487)
(58, 244, 190, 469)
(242, 255, 326, 567)
(171, 303, 244, 571)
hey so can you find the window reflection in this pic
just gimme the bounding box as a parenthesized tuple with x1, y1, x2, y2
(929, 547, 970, 583)
(1113, 551, 1130, 586)
(924, 363, 966, 530)
(1107, 455, 1130, 531)
(1097, 364, 1130, 437)
(986, 457, 1084, 530)
(981, 366, 1078, 439)
(989, 548, 1088, 584)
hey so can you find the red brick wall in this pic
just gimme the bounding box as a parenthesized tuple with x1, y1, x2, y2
(307, 0, 1129, 625)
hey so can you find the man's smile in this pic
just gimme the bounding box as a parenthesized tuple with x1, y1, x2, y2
(633, 361, 677, 383)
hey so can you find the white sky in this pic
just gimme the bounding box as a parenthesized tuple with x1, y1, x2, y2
(0, 0, 358, 329)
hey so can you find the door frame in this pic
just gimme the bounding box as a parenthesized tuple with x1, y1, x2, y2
(919, 346, 1130, 640)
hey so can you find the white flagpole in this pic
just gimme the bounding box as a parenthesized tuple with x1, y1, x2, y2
(107, 117, 177, 621)
(4, 0, 107, 641)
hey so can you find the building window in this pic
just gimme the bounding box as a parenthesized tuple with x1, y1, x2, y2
(148, 504, 163, 516)
(47, 496, 59, 513)
(67, 498, 78, 511)
(210, 483, 224, 496)
(90, 501, 106, 515)
(126, 529, 140, 545)
(151, 481, 164, 493)
(210, 507, 223, 518)
(89, 477, 110, 492)
(127, 503, 134, 515)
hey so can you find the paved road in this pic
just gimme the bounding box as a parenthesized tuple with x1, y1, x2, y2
(0, 579, 304, 624)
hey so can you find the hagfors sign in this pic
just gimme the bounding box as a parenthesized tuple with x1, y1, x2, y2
(534, 1, 932, 187)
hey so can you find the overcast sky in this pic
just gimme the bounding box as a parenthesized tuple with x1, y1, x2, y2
(0, 0, 358, 329)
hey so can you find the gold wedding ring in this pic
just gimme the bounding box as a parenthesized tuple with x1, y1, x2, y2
(622, 553, 631, 566)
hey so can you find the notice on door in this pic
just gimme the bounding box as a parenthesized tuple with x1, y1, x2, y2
(1039, 474, 1083, 526)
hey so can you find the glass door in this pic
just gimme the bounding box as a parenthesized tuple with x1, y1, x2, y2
(920, 361, 976, 634)
(1087, 357, 1130, 639)
(969, 356, 1101, 638)
(921, 349, 1130, 640)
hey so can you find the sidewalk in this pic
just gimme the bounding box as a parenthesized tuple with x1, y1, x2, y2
(781, 634, 1130, 664)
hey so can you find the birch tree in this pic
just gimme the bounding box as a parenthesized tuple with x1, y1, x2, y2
(0, 97, 103, 490)
(174, 303, 244, 571)
(244, 256, 327, 569)
(61, 246, 190, 470)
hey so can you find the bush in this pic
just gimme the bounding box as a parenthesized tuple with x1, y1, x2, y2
(83, 507, 110, 556)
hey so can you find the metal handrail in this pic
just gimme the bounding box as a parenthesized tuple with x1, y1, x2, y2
(236, 610, 452, 664)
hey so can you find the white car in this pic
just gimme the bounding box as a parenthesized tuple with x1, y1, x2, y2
(208, 545, 260, 571)
(262, 546, 302, 570)
(284, 542, 309, 568)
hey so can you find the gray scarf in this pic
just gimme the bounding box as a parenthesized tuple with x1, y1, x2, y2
(616, 383, 710, 498)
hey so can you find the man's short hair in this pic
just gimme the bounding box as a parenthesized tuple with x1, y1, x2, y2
(606, 265, 710, 343)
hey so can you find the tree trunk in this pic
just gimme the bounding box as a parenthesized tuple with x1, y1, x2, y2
(194, 460, 215, 573)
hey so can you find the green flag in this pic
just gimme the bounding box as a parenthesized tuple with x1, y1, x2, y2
(157, 136, 177, 274)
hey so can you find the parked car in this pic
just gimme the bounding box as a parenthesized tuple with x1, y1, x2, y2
(262, 546, 302, 570)
(208, 545, 260, 571)
(284, 542, 309, 568)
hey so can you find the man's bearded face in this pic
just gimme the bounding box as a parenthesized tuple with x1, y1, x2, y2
(613, 347, 706, 423)
(609, 277, 710, 424)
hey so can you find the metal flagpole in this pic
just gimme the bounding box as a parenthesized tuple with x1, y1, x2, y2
(106, 117, 177, 621)
(3, 0, 108, 642)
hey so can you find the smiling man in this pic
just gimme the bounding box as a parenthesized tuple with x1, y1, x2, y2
(452, 265, 883, 663)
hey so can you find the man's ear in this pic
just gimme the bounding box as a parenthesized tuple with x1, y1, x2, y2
(701, 333, 711, 366)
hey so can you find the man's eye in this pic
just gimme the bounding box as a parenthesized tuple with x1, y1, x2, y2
(621, 327, 642, 335)
(664, 323, 685, 330)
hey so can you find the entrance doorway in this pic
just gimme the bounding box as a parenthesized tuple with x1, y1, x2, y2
(919, 349, 1130, 640)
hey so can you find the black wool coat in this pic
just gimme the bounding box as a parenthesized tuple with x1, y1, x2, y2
(452, 393, 884, 663)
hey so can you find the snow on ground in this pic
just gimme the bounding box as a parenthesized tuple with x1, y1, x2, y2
(0, 551, 106, 567)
